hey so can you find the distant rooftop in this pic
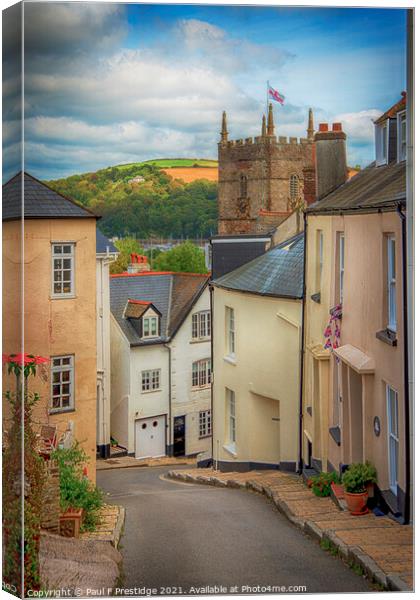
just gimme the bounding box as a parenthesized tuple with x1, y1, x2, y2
(2, 172, 98, 222)
(96, 227, 118, 254)
(213, 232, 304, 299)
(110, 271, 209, 346)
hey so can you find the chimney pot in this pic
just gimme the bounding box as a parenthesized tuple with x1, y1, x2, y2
(332, 123, 342, 132)
(319, 123, 329, 132)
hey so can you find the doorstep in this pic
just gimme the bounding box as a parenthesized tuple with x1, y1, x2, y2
(97, 455, 197, 470)
(167, 468, 413, 592)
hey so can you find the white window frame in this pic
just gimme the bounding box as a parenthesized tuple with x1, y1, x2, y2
(227, 389, 236, 445)
(386, 385, 399, 495)
(397, 110, 407, 163)
(199, 409, 212, 438)
(51, 243, 75, 297)
(50, 355, 74, 412)
(375, 122, 388, 166)
(192, 310, 211, 340)
(387, 235, 397, 332)
(142, 315, 159, 339)
(141, 369, 161, 392)
(226, 307, 235, 358)
(192, 358, 211, 388)
(338, 233, 344, 304)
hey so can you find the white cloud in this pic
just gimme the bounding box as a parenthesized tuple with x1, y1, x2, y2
(332, 109, 382, 144)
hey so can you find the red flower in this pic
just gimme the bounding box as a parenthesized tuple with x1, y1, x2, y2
(4, 353, 49, 366)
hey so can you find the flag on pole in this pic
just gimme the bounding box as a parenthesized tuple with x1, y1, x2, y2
(268, 85, 285, 105)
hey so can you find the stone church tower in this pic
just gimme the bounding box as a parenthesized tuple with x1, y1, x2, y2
(218, 104, 315, 234)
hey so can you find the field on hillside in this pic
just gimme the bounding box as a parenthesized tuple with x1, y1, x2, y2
(162, 167, 218, 183)
(115, 158, 218, 171)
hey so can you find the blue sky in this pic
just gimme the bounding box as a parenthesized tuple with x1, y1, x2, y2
(3, 3, 407, 181)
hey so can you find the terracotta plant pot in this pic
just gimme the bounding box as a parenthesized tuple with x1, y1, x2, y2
(344, 490, 369, 515)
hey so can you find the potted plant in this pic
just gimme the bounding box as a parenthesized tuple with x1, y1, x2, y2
(362, 461, 377, 498)
(342, 462, 377, 515)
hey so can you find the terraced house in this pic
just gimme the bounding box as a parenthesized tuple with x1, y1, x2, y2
(109, 266, 211, 459)
(2, 172, 98, 479)
(211, 233, 304, 471)
(302, 93, 410, 522)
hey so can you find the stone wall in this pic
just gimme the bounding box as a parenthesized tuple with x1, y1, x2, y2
(41, 459, 60, 534)
(218, 136, 314, 235)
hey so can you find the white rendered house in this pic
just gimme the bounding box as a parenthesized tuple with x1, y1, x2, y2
(96, 228, 118, 458)
(110, 270, 212, 458)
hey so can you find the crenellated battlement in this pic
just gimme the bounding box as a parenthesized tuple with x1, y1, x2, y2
(219, 135, 310, 150)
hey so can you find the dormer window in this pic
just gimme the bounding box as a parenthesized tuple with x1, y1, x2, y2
(376, 121, 388, 166)
(143, 315, 158, 338)
(397, 111, 406, 162)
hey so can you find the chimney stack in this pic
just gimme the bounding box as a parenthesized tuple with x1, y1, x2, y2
(314, 122, 347, 200)
(127, 253, 150, 273)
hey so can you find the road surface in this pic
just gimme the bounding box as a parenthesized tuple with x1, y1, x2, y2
(98, 466, 371, 595)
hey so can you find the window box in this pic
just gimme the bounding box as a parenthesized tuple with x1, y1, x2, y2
(376, 328, 397, 347)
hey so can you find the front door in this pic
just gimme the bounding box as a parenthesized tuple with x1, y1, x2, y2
(173, 416, 186, 456)
(135, 415, 166, 459)
(387, 386, 399, 495)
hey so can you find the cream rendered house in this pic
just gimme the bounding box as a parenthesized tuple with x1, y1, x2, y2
(303, 94, 409, 521)
(212, 233, 304, 471)
(96, 228, 118, 458)
(2, 172, 98, 479)
(110, 270, 212, 458)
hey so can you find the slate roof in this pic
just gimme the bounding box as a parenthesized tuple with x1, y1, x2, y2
(110, 272, 209, 346)
(96, 227, 118, 254)
(375, 92, 406, 124)
(306, 160, 406, 215)
(2, 172, 97, 221)
(213, 232, 304, 299)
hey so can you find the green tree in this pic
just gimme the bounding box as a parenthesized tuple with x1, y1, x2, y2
(109, 237, 144, 275)
(153, 241, 207, 274)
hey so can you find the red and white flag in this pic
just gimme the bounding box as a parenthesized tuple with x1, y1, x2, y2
(268, 86, 285, 105)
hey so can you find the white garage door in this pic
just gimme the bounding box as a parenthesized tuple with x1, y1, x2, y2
(135, 415, 166, 459)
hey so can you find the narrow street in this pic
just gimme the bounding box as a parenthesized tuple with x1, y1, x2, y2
(98, 467, 371, 595)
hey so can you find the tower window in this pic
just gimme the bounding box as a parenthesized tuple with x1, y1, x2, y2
(290, 174, 299, 199)
(240, 175, 248, 198)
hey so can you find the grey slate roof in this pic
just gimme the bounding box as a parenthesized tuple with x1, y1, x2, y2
(213, 232, 304, 299)
(2, 172, 97, 221)
(96, 227, 118, 254)
(306, 160, 406, 215)
(110, 272, 209, 346)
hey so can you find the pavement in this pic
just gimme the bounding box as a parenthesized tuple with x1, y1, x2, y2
(40, 531, 122, 596)
(97, 455, 197, 471)
(167, 468, 413, 592)
(81, 503, 125, 547)
(97, 465, 372, 594)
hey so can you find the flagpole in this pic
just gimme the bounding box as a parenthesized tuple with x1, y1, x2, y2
(266, 80, 269, 119)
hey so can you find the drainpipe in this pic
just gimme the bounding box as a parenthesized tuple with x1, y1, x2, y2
(397, 202, 410, 524)
(297, 212, 308, 474)
(165, 344, 172, 456)
(210, 283, 215, 469)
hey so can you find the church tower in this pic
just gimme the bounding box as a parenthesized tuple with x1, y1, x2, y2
(218, 107, 315, 235)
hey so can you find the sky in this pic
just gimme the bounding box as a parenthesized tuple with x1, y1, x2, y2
(3, 2, 407, 181)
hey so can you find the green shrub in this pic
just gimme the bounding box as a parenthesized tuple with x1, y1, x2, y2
(52, 443, 103, 532)
(342, 462, 377, 494)
(309, 471, 340, 497)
